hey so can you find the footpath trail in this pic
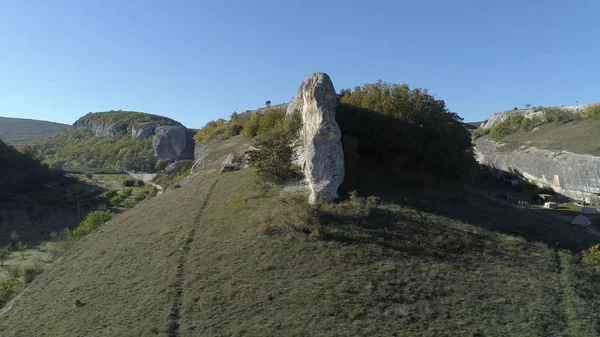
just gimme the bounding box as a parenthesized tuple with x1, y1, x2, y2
(168, 178, 220, 337)
(126, 171, 163, 195)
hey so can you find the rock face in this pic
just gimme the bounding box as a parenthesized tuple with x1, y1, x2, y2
(220, 153, 240, 174)
(74, 119, 124, 137)
(291, 73, 344, 204)
(152, 126, 188, 161)
(475, 138, 600, 201)
(480, 104, 589, 130)
(131, 123, 154, 139)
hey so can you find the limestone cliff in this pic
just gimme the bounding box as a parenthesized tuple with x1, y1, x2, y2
(480, 104, 589, 130)
(73, 111, 192, 161)
(475, 138, 600, 200)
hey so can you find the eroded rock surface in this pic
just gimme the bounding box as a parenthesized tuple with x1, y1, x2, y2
(291, 72, 344, 204)
(153, 126, 188, 161)
(475, 138, 600, 201)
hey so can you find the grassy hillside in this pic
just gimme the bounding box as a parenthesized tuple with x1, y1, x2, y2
(0, 116, 70, 146)
(484, 118, 600, 155)
(3, 160, 600, 336)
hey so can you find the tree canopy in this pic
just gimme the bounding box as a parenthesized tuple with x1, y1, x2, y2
(337, 80, 474, 181)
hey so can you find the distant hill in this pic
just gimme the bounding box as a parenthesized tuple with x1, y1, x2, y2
(31, 111, 194, 171)
(0, 116, 70, 146)
(464, 121, 485, 130)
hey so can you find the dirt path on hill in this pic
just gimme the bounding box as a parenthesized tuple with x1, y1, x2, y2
(167, 177, 220, 337)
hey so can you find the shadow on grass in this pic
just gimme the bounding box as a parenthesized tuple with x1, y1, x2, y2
(339, 164, 599, 253)
(316, 202, 507, 271)
(0, 175, 106, 247)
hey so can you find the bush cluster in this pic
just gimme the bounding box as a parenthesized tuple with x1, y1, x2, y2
(72, 210, 114, 238)
(194, 107, 292, 143)
(337, 81, 474, 182)
(246, 111, 302, 184)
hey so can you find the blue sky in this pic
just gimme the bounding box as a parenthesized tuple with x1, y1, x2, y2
(1, 0, 598, 128)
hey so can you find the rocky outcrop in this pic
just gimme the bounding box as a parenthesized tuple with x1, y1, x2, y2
(130, 123, 154, 139)
(73, 113, 193, 161)
(74, 119, 124, 137)
(291, 72, 344, 204)
(480, 104, 589, 130)
(220, 153, 240, 174)
(475, 138, 600, 201)
(152, 126, 188, 161)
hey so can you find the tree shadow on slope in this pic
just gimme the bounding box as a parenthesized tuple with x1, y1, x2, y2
(0, 140, 107, 246)
(339, 159, 598, 253)
(310, 197, 545, 271)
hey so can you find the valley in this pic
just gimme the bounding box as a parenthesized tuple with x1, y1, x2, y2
(2, 77, 600, 336)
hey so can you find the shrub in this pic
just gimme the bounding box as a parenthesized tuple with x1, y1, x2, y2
(135, 179, 145, 187)
(72, 210, 114, 238)
(247, 120, 301, 184)
(471, 128, 490, 140)
(123, 179, 136, 187)
(84, 172, 93, 179)
(585, 104, 600, 120)
(0, 245, 11, 266)
(521, 118, 533, 131)
(258, 108, 286, 135)
(241, 115, 261, 138)
(193, 118, 228, 142)
(0, 277, 21, 308)
(583, 244, 600, 272)
(101, 189, 118, 199)
(23, 263, 44, 284)
(155, 159, 168, 171)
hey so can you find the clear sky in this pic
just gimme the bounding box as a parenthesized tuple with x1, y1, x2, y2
(1, 0, 598, 128)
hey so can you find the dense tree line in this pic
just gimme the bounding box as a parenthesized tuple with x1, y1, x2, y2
(336, 80, 475, 181)
(28, 128, 156, 171)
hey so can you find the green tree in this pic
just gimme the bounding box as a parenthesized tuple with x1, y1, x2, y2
(155, 159, 168, 171)
(521, 118, 533, 131)
(265, 100, 271, 108)
(0, 245, 11, 266)
(525, 103, 531, 109)
(16, 241, 28, 260)
(258, 108, 286, 135)
(337, 81, 474, 181)
(73, 211, 114, 238)
(248, 122, 300, 184)
(9, 231, 19, 244)
(19, 145, 35, 157)
(241, 112, 261, 138)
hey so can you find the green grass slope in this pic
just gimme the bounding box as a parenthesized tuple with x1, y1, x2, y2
(0, 116, 70, 146)
(3, 164, 600, 336)
(487, 118, 600, 155)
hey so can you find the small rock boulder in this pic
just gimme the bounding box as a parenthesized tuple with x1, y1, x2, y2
(220, 153, 240, 174)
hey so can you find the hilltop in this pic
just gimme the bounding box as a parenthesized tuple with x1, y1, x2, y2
(0, 116, 70, 146)
(29, 110, 195, 171)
